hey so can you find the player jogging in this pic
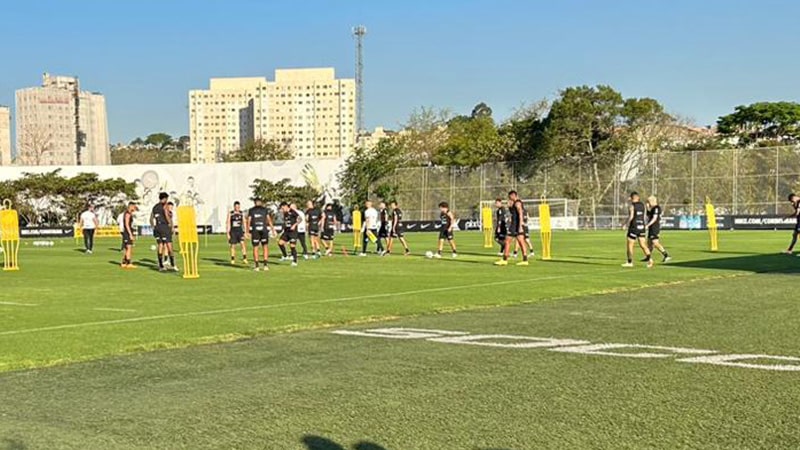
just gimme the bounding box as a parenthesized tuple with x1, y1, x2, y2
(278, 202, 300, 267)
(435, 201, 457, 258)
(623, 192, 653, 268)
(306, 200, 322, 258)
(246, 198, 275, 272)
(320, 203, 338, 256)
(494, 198, 508, 256)
(120, 202, 138, 269)
(496, 190, 529, 266)
(150, 193, 174, 272)
(386, 200, 410, 256)
(227, 201, 248, 265)
(646, 196, 671, 262)
(784, 193, 800, 255)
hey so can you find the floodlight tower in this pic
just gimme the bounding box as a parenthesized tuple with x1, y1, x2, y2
(352, 25, 367, 135)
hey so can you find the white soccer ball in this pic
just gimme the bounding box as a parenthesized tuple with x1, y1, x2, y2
(425, 250, 434, 259)
(48, 241, 54, 247)
(150, 245, 157, 251)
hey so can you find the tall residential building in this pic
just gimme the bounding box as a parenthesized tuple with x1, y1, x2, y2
(0, 106, 10, 165)
(189, 68, 356, 163)
(15, 73, 110, 166)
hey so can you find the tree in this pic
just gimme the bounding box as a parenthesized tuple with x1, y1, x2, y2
(223, 139, 293, 162)
(717, 102, 800, 146)
(16, 124, 55, 165)
(144, 133, 174, 150)
(250, 178, 320, 206)
(500, 99, 550, 168)
(433, 114, 508, 167)
(396, 107, 451, 164)
(111, 147, 189, 165)
(338, 138, 407, 206)
(471, 102, 493, 119)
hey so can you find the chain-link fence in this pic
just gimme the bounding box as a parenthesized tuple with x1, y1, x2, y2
(392, 146, 800, 228)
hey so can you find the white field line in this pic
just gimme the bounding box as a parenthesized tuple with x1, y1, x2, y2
(0, 269, 628, 337)
(93, 308, 137, 313)
(0, 301, 38, 307)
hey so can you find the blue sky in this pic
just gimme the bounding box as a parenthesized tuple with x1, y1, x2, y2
(1, 0, 797, 144)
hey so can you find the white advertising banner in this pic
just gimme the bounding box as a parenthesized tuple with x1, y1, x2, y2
(0, 159, 345, 230)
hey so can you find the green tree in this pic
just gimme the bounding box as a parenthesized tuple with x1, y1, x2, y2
(111, 147, 190, 165)
(433, 114, 508, 167)
(338, 138, 407, 206)
(223, 139, 293, 162)
(396, 107, 451, 164)
(144, 133, 174, 150)
(250, 178, 320, 206)
(717, 102, 800, 146)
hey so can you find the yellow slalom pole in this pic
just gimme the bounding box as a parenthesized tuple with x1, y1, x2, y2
(1, 199, 21, 271)
(482, 206, 493, 248)
(177, 205, 200, 279)
(705, 196, 718, 252)
(352, 209, 362, 251)
(538, 196, 552, 260)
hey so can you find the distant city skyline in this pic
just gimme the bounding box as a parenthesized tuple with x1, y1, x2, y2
(0, 0, 798, 145)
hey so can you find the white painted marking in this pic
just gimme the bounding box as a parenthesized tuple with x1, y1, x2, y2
(93, 308, 137, 313)
(679, 354, 800, 371)
(429, 334, 590, 349)
(0, 269, 624, 337)
(0, 301, 38, 307)
(549, 343, 716, 359)
(332, 328, 467, 339)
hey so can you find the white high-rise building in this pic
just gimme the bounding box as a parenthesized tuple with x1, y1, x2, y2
(0, 106, 10, 166)
(189, 68, 356, 163)
(15, 73, 110, 166)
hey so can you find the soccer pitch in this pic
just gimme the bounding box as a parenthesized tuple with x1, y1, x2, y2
(1, 231, 799, 449)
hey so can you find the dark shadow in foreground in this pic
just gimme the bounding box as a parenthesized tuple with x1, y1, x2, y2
(0, 437, 27, 450)
(670, 253, 800, 274)
(302, 435, 387, 450)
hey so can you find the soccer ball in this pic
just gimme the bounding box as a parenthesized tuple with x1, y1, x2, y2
(150, 245, 157, 251)
(425, 251, 434, 259)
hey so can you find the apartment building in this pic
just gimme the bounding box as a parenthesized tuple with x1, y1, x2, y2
(0, 106, 10, 165)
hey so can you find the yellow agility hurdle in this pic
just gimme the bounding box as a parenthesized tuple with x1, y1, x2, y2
(177, 205, 200, 279)
(538, 196, 552, 260)
(482, 205, 494, 248)
(1, 199, 20, 271)
(352, 209, 362, 250)
(705, 197, 718, 252)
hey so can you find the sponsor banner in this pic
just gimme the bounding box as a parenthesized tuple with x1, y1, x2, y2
(19, 227, 75, 238)
(401, 220, 476, 232)
(730, 215, 799, 230)
(137, 225, 213, 235)
(660, 215, 729, 230)
(528, 217, 579, 231)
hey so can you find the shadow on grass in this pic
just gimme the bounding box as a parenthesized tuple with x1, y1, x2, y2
(202, 257, 252, 271)
(670, 253, 800, 274)
(302, 436, 387, 450)
(0, 438, 27, 450)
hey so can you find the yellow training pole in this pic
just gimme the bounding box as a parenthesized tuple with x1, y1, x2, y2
(705, 197, 718, 252)
(482, 206, 494, 248)
(177, 205, 200, 279)
(352, 209, 362, 250)
(538, 196, 552, 260)
(1, 199, 20, 271)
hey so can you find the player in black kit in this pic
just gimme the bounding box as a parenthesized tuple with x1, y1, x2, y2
(306, 200, 322, 258)
(246, 198, 275, 272)
(494, 198, 508, 256)
(646, 196, 671, 262)
(377, 201, 390, 256)
(386, 200, 410, 256)
(435, 202, 457, 258)
(150, 192, 175, 272)
(623, 192, 653, 268)
(227, 201, 248, 265)
(278, 202, 300, 267)
(785, 193, 800, 255)
(320, 203, 338, 256)
(120, 202, 138, 269)
(496, 190, 529, 266)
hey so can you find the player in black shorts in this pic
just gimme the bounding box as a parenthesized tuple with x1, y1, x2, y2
(120, 202, 138, 269)
(150, 192, 174, 272)
(320, 203, 337, 256)
(278, 202, 300, 267)
(623, 192, 653, 268)
(227, 201, 248, 265)
(496, 190, 529, 266)
(246, 198, 275, 272)
(386, 200, 410, 256)
(377, 201, 391, 256)
(646, 196, 671, 262)
(785, 193, 800, 255)
(163, 202, 178, 271)
(306, 200, 322, 258)
(494, 198, 508, 256)
(435, 202, 457, 258)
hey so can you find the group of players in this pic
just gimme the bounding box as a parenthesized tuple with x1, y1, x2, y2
(623, 191, 671, 268)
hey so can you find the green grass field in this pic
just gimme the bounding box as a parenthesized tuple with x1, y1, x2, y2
(1, 230, 799, 449)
